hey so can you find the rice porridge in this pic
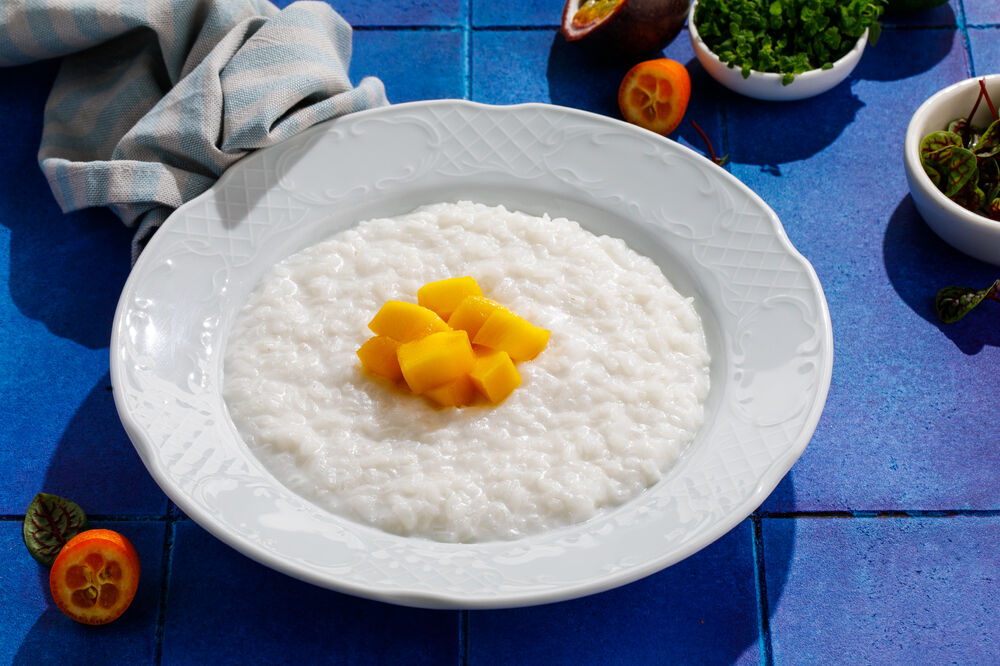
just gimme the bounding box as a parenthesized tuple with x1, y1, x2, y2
(223, 202, 711, 542)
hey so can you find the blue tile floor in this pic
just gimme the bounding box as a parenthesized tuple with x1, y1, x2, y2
(2, 1, 998, 663)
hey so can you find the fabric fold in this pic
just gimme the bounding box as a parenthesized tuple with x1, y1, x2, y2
(1, 0, 388, 259)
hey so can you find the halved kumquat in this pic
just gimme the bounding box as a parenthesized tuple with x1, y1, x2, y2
(49, 528, 140, 625)
(618, 58, 691, 135)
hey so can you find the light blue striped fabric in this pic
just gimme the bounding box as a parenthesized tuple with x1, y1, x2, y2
(0, 0, 387, 259)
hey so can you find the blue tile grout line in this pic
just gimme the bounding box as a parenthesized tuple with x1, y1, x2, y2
(956, 0, 977, 76)
(760, 509, 1000, 518)
(353, 25, 465, 31)
(154, 508, 178, 666)
(345, 21, 1000, 31)
(458, 609, 470, 665)
(465, 24, 561, 31)
(347, 19, 1000, 29)
(751, 514, 774, 666)
(463, 0, 472, 100)
(0, 514, 174, 521)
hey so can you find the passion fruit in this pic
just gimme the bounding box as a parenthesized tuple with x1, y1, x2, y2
(560, 0, 690, 60)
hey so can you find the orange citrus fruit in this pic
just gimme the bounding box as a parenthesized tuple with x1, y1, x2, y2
(618, 58, 691, 135)
(49, 529, 140, 625)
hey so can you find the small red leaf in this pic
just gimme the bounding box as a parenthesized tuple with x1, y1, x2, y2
(23, 493, 89, 567)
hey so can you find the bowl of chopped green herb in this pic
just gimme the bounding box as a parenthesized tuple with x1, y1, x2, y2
(688, 0, 882, 101)
(904, 75, 1000, 266)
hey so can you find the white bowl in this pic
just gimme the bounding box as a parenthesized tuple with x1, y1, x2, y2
(903, 74, 1000, 266)
(688, 0, 868, 101)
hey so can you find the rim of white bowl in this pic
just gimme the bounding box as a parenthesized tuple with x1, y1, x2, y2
(688, 0, 869, 85)
(904, 74, 1000, 233)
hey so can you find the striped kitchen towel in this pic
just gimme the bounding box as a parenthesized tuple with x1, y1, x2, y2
(0, 0, 388, 260)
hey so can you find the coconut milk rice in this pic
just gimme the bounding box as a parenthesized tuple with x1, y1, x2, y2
(223, 202, 710, 542)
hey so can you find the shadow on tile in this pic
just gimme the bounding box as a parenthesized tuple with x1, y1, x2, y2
(757, 472, 796, 623)
(855, 17, 956, 83)
(757, 472, 796, 601)
(760, 466, 799, 512)
(883, 196, 1000, 354)
(714, 81, 865, 170)
(672, 56, 731, 161)
(544, 30, 727, 153)
(35, 374, 166, 515)
(160, 522, 460, 663)
(545, 28, 812, 177)
(13, 582, 158, 666)
(546, 33, 633, 117)
(882, 1, 958, 28)
(547, 23, 872, 171)
(1, 60, 134, 351)
(4, 195, 133, 351)
(11, 522, 164, 665)
(466, 475, 797, 664)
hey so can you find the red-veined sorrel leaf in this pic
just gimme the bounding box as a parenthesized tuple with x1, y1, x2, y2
(920, 130, 962, 164)
(22, 493, 88, 566)
(973, 119, 1000, 158)
(921, 79, 1000, 218)
(935, 279, 1000, 323)
(937, 145, 979, 197)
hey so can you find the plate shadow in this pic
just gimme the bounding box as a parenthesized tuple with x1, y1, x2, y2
(883, 196, 999, 354)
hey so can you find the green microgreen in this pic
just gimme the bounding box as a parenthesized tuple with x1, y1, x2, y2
(920, 79, 1000, 221)
(694, 0, 885, 85)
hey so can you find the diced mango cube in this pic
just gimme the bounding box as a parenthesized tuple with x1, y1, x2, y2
(424, 374, 477, 408)
(397, 330, 476, 394)
(447, 296, 508, 339)
(472, 309, 550, 361)
(368, 300, 450, 342)
(470, 349, 521, 405)
(359, 279, 549, 408)
(417, 276, 483, 320)
(356, 335, 403, 381)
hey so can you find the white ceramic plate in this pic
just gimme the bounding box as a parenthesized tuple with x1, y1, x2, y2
(111, 100, 832, 609)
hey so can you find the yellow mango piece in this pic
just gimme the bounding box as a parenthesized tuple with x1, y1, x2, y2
(368, 300, 450, 342)
(397, 330, 476, 394)
(447, 296, 508, 339)
(470, 349, 521, 405)
(356, 335, 402, 381)
(472, 309, 550, 361)
(424, 374, 477, 408)
(417, 277, 483, 320)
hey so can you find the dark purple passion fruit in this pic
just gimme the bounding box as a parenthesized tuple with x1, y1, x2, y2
(560, 0, 690, 60)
